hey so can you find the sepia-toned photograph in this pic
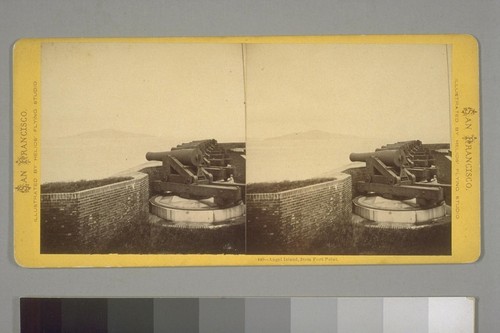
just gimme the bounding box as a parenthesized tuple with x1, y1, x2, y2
(39, 42, 452, 256)
(245, 43, 452, 255)
(13, 36, 479, 266)
(40, 43, 247, 254)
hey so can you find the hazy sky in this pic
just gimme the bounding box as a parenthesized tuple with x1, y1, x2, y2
(42, 42, 246, 142)
(42, 42, 451, 144)
(245, 43, 451, 142)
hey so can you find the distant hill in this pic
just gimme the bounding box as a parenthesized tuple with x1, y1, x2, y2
(64, 129, 154, 139)
(265, 130, 357, 141)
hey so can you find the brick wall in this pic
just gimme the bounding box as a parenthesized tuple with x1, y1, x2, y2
(342, 166, 368, 199)
(139, 165, 163, 195)
(41, 172, 149, 253)
(246, 174, 352, 254)
(246, 192, 282, 252)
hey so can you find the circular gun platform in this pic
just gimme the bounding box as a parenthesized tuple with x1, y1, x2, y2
(150, 195, 245, 225)
(353, 195, 446, 226)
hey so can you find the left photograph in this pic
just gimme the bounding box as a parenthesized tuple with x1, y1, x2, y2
(40, 43, 246, 254)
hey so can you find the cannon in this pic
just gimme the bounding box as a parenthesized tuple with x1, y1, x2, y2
(172, 139, 218, 153)
(146, 148, 210, 184)
(350, 149, 409, 168)
(170, 139, 233, 180)
(146, 140, 243, 207)
(350, 141, 445, 207)
(146, 148, 204, 167)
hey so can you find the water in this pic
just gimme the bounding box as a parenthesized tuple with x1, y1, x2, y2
(247, 137, 386, 183)
(42, 135, 387, 184)
(42, 137, 174, 183)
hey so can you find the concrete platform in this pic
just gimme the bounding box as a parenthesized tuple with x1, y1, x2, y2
(149, 195, 245, 225)
(353, 195, 447, 226)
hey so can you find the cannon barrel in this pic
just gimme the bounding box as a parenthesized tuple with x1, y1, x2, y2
(146, 148, 204, 166)
(350, 149, 407, 167)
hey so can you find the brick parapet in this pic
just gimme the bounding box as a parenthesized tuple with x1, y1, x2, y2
(342, 166, 368, 199)
(41, 172, 149, 253)
(247, 173, 352, 254)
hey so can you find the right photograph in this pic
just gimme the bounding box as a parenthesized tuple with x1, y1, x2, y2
(244, 43, 452, 255)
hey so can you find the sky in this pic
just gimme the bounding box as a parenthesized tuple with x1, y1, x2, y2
(42, 42, 246, 142)
(42, 42, 451, 143)
(245, 43, 451, 143)
(41, 41, 452, 182)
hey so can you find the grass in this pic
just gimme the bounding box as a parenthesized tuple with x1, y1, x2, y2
(352, 222, 451, 255)
(41, 177, 133, 193)
(247, 177, 336, 193)
(55, 219, 246, 255)
(246, 219, 451, 255)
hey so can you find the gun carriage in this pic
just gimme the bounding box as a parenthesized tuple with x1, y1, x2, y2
(350, 140, 447, 207)
(146, 139, 243, 207)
